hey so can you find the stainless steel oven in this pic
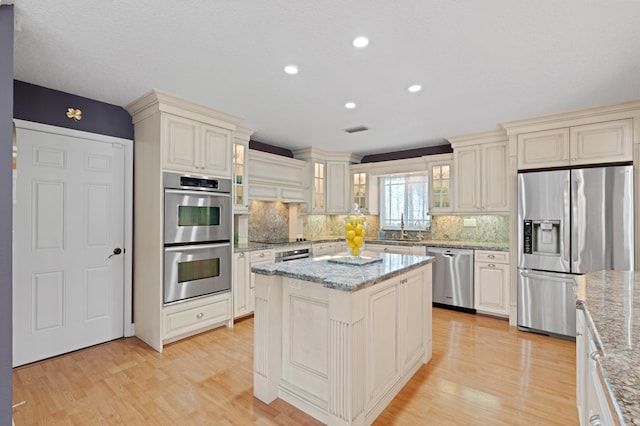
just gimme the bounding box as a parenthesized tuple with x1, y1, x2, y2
(163, 172, 232, 304)
(164, 242, 231, 304)
(163, 172, 232, 245)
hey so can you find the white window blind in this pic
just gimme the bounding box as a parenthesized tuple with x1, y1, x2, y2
(380, 174, 429, 230)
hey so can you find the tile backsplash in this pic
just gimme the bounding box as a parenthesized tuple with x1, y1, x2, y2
(248, 201, 508, 244)
(303, 215, 379, 240)
(247, 200, 289, 241)
(428, 215, 509, 243)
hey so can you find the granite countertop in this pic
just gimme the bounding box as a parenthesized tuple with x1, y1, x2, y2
(251, 252, 434, 292)
(235, 238, 508, 252)
(575, 270, 640, 425)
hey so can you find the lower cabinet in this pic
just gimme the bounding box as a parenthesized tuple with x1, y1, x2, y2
(474, 250, 509, 317)
(311, 241, 346, 257)
(233, 249, 275, 319)
(163, 292, 232, 342)
(366, 243, 424, 255)
(576, 308, 616, 426)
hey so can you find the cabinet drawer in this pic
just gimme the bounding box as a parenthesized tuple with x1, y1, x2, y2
(250, 250, 275, 263)
(475, 250, 509, 264)
(163, 295, 230, 340)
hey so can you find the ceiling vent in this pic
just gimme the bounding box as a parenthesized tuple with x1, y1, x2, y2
(344, 125, 369, 134)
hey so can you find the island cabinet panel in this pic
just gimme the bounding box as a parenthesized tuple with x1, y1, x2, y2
(367, 285, 401, 407)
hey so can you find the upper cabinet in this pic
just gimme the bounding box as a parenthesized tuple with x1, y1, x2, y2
(294, 147, 361, 214)
(161, 112, 234, 178)
(232, 126, 255, 214)
(247, 150, 307, 202)
(426, 154, 454, 214)
(350, 163, 380, 215)
(448, 130, 509, 214)
(500, 99, 640, 171)
(516, 119, 632, 170)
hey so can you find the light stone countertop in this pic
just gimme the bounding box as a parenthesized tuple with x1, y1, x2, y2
(575, 270, 640, 425)
(251, 252, 434, 292)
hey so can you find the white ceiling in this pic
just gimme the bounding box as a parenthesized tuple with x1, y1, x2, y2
(12, 1, 640, 156)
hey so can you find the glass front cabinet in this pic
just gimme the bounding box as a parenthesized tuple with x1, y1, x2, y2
(428, 154, 454, 214)
(232, 126, 254, 214)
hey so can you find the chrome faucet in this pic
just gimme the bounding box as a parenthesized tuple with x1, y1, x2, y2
(400, 213, 408, 240)
(415, 221, 424, 240)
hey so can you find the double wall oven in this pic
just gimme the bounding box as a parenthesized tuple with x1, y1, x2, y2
(163, 172, 232, 304)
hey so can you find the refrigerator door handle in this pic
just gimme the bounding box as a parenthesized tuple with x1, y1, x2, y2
(563, 173, 572, 267)
(520, 270, 575, 283)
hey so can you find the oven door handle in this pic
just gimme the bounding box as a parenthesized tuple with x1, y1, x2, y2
(164, 243, 230, 252)
(165, 189, 231, 197)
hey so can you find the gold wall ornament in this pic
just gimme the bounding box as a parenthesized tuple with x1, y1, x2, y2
(66, 108, 82, 121)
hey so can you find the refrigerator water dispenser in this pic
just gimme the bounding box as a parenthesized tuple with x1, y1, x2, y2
(523, 219, 560, 255)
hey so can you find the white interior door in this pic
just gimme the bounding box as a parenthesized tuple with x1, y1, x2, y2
(13, 122, 126, 367)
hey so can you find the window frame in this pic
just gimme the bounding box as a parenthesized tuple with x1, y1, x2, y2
(379, 173, 429, 231)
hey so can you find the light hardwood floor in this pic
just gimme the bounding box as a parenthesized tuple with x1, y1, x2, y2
(12, 308, 577, 425)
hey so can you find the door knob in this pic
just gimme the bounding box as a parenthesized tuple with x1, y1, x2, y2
(108, 248, 123, 259)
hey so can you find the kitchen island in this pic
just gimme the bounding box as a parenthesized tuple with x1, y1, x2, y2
(575, 270, 640, 426)
(251, 253, 434, 425)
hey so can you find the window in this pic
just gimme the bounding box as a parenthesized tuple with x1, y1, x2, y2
(380, 174, 429, 230)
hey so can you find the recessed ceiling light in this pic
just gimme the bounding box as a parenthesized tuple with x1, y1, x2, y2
(345, 102, 356, 109)
(408, 85, 422, 93)
(352, 37, 369, 48)
(284, 65, 299, 75)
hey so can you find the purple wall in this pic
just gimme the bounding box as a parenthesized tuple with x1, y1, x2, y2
(0, 6, 13, 425)
(249, 139, 294, 158)
(14, 80, 133, 140)
(361, 143, 452, 163)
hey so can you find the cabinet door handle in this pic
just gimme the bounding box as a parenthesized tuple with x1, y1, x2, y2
(196, 312, 204, 319)
(589, 414, 601, 426)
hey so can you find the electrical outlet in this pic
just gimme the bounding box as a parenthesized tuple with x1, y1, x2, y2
(463, 218, 477, 227)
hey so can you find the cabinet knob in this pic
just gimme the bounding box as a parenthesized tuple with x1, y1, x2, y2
(384, 248, 389, 252)
(589, 351, 600, 360)
(196, 312, 204, 319)
(260, 253, 265, 258)
(488, 263, 495, 268)
(488, 254, 495, 259)
(239, 252, 245, 258)
(576, 331, 582, 337)
(589, 414, 601, 426)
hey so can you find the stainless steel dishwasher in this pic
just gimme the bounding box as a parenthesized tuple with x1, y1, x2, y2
(427, 247, 475, 312)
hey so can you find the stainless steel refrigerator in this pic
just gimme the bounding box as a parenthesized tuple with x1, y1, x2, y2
(517, 165, 634, 338)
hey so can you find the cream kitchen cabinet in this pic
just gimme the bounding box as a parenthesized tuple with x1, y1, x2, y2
(163, 292, 232, 342)
(233, 251, 252, 318)
(474, 250, 509, 317)
(232, 126, 254, 214)
(293, 147, 360, 214)
(366, 243, 424, 255)
(449, 130, 509, 213)
(326, 161, 351, 213)
(248, 150, 307, 202)
(126, 89, 243, 352)
(162, 113, 233, 178)
(233, 249, 275, 319)
(311, 241, 340, 257)
(350, 164, 380, 215)
(576, 308, 616, 426)
(427, 154, 454, 214)
(517, 119, 633, 170)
